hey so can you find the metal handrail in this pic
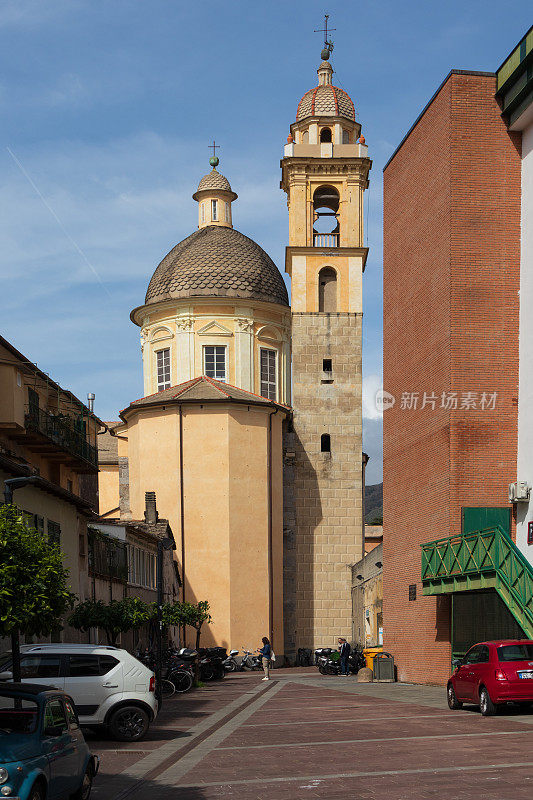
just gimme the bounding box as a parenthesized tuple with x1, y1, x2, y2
(24, 405, 97, 467)
(420, 526, 533, 633)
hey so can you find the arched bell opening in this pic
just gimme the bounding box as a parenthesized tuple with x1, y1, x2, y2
(320, 127, 332, 143)
(313, 185, 340, 248)
(318, 267, 337, 313)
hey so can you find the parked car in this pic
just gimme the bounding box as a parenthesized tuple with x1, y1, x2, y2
(0, 644, 157, 741)
(0, 682, 99, 799)
(447, 639, 533, 715)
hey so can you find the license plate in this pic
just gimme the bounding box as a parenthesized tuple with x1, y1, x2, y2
(518, 670, 533, 679)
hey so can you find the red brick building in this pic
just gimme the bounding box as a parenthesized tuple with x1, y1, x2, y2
(383, 70, 522, 684)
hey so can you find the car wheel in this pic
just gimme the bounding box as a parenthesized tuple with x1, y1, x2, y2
(108, 706, 150, 741)
(71, 764, 93, 800)
(479, 687, 497, 716)
(447, 683, 463, 710)
(29, 782, 45, 800)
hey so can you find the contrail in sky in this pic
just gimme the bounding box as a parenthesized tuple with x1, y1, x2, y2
(6, 146, 111, 298)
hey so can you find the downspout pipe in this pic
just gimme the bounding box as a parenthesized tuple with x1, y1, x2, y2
(267, 409, 277, 647)
(179, 405, 186, 645)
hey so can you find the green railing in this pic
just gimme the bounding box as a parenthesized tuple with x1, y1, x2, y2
(24, 406, 97, 468)
(421, 527, 533, 639)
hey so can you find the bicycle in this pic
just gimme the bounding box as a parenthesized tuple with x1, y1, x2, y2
(160, 678, 176, 699)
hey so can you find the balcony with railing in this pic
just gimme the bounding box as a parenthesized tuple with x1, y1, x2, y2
(313, 233, 339, 248)
(88, 528, 128, 582)
(24, 405, 98, 470)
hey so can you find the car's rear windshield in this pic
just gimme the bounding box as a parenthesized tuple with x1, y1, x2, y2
(0, 697, 38, 734)
(497, 644, 533, 662)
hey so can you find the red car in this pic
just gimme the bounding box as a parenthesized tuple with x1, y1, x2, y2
(447, 640, 533, 715)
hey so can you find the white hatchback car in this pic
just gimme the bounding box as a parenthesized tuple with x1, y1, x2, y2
(0, 644, 158, 741)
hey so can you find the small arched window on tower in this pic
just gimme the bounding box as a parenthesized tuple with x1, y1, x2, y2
(201, 203, 206, 223)
(320, 127, 332, 143)
(318, 267, 337, 312)
(342, 129, 351, 144)
(211, 199, 218, 221)
(302, 130, 309, 144)
(225, 202, 231, 223)
(321, 433, 331, 453)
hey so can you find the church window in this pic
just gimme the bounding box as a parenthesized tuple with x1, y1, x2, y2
(201, 203, 206, 223)
(204, 345, 226, 382)
(225, 202, 230, 223)
(320, 127, 332, 143)
(302, 130, 309, 144)
(323, 358, 332, 372)
(211, 199, 218, 221)
(321, 433, 331, 453)
(342, 129, 350, 144)
(318, 267, 337, 312)
(260, 348, 277, 400)
(156, 348, 171, 391)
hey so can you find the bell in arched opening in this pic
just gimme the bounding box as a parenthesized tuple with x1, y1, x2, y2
(313, 185, 340, 248)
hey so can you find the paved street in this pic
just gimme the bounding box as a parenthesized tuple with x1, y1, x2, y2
(88, 669, 533, 799)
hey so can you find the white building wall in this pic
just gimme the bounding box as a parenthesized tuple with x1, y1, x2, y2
(516, 120, 533, 559)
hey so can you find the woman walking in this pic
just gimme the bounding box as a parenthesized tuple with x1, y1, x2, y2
(257, 636, 271, 681)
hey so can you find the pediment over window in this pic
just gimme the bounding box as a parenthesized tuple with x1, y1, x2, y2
(257, 325, 281, 342)
(151, 326, 174, 342)
(197, 321, 233, 337)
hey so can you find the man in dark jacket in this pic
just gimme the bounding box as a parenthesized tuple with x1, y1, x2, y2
(338, 638, 351, 676)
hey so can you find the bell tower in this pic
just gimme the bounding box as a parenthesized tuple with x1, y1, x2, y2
(281, 37, 371, 657)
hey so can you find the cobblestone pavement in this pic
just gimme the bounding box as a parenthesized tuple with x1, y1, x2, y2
(89, 668, 533, 799)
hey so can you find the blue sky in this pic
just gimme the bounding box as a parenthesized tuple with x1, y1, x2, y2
(1, 0, 531, 484)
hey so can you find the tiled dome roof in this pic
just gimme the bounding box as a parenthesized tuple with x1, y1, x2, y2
(296, 84, 355, 122)
(145, 225, 289, 307)
(196, 169, 232, 193)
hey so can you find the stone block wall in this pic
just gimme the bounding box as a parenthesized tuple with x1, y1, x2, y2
(285, 312, 364, 655)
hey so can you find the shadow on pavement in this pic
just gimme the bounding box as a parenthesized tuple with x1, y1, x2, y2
(92, 772, 211, 800)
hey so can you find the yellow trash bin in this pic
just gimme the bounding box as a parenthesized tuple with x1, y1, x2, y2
(363, 646, 383, 671)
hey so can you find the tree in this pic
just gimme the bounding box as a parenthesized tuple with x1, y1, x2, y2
(69, 597, 153, 646)
(0, 505, 73, 681)
(163, 600, 212, 651)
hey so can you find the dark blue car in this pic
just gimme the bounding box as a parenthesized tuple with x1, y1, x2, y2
(0, 683, 98, 799)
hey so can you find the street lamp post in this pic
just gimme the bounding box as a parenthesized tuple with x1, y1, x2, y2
(156, 537, 174, 705)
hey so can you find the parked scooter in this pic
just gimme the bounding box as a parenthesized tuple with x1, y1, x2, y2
(223, 649, 241, 672)
(197, 647, 226, 680)
(240, 648, 262, 671)
(316, 646, 366, 676)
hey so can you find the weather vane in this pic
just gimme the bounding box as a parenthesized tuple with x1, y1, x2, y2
(314, 13, 335, 60)
(209, 140, 220, 167)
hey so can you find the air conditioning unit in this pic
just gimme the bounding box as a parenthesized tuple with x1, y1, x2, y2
(508, 481, 530, 503)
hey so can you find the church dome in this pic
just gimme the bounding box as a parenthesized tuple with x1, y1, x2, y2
(145, 225, 289, 307)
(296, 59, 355, 122)
(297, 83, 355, 122)
(193, 168, 237, 200)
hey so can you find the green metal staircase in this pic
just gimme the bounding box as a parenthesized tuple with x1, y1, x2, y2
(421, 527, 533, 639)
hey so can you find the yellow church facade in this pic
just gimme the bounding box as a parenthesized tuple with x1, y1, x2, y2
(98, 46, 371, 660)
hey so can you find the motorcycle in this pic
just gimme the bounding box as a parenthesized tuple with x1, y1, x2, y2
(223, 649, 240, 672)
(316, 647, 366, 676)
(176, 647, 225, 682)
(197, 647, 226, 680)
(240, 648, 262, 671)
